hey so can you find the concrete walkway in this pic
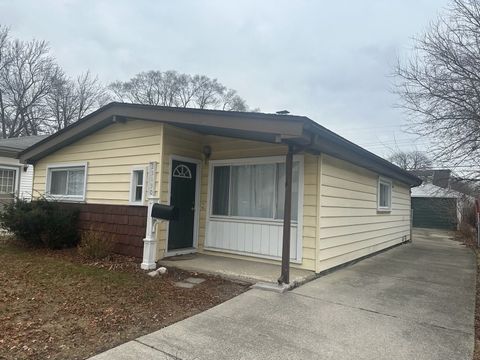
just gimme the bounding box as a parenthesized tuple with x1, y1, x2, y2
(91, 229, 476, 360)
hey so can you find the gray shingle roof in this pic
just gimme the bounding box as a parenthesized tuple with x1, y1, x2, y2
(0, 135, 48, 156)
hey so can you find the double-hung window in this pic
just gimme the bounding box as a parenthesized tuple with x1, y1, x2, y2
(0, 168, 17, 195)
(211, 160, 300, 221)
(130, 167, 146, 205)
(377, 177, 392, 211)
(47, 164, 87, 201)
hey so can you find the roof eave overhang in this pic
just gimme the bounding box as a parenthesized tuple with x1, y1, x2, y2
(19, 103, 306, 164)
(19, 102, 422, 187)
(303, 124, 422, 187)
(0, 149, 21, 158)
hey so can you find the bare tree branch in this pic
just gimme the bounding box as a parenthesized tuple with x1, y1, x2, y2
(389, 150, 433, 170)
(395, 0, 480, 179)
(109, 70, 250, 111)
(0, 25, 106, 136)
(45, 71, 107, 131)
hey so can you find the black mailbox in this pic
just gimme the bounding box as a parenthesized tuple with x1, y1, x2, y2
(151, 203, 178, 221)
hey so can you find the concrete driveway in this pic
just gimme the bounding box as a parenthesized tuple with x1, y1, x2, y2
(91, 229, 476, 360)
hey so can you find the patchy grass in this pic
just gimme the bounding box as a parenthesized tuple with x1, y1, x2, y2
(0, 241, 249, 359)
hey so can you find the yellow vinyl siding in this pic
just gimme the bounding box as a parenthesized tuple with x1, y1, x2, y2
(33, 120, 163, 204)
(301, 153, 318, 271)
(317, 154, 411, 272)
(158, 125, 318, 271)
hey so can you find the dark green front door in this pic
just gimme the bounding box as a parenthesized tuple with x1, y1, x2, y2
(168, 160, 197, 251)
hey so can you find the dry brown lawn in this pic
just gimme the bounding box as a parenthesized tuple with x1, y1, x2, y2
(0, 241, 248, 359)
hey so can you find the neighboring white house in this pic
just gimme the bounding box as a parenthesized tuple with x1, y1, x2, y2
(0, 136, 47, 205)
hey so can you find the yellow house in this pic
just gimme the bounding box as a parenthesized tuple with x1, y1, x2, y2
(20, 103, 421, 282)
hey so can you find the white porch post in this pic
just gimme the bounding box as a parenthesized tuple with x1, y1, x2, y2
(141, 196, 160, 270)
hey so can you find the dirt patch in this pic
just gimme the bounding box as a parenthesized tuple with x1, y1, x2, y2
(0, 241, 249, 359)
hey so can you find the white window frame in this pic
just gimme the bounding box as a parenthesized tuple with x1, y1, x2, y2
(0, 165, 20, 197)
(377, 177, 392, 212)
(129, 166, 147, 205)
(45, 162, 88, 202)
(205, 155, 304, 263)
(208, 156, 303, 223)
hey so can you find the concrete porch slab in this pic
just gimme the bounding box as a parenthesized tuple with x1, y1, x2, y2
(159, 253, 315, 285)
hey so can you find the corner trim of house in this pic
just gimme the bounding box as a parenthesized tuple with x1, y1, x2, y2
(315, 154, 323, 273)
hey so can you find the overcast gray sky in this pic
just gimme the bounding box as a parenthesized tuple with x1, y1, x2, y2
(0, 0, 450, 158)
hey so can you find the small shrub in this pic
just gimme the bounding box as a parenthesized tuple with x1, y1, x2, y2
(0, 198, 80, 249)
(459, 221, 477, 247)
(78, 229, 113, 260)
(461, 201, 477, 228)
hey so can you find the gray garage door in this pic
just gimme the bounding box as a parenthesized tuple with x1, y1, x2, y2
(411, 197, 457, 230)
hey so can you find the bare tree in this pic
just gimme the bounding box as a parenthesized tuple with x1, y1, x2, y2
(0, 25, 106, 136)
(109, 70, 249, 111)
(0, 34, 59, 137)
(221, 89, 247, 111)
(176, 73, 197, 107)
(191, 75, 224, 109)
(0, 26, 11, 138)
(389, 150, 433, 170)
(110, 70, 177, 106)
(76, 71, 107, 119)
(46, 71, 107, 131)
(0, 26, 9, 72)
(395, 0, 480, 177)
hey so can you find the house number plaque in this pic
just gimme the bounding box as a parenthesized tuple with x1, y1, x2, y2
(147, 161, 157, 197)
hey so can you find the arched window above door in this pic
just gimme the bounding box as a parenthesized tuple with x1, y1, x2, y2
(172, 164, 192, 179)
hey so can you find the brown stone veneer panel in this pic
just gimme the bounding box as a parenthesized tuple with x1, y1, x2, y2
(61, 203, 147, 258)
